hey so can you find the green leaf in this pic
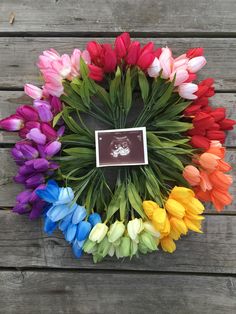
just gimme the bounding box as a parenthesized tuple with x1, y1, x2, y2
(138, 70, 149, 103)
(80, 58, 89, 79)
(106, 185, 123, 221)
(123, 68, 132, 114)
(153, 120, 193, 132)
(153, 80, 174, 111)
(95, 84, 111, 108)
(63, 147, 95, 159)
(52, 111, 63, 127)
(110, 67, 121, 105)
(119, 184, 127, 221)
(155, 151, 184, 170)
(157, 101, 191, 120)
(127, 182, 145, 218)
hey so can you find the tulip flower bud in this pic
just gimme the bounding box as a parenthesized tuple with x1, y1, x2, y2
(24, 84, 43, 100)
(190, 135, 210, 150)
(139, 231, 157, 251)
(127, 218, 144, 241)
(178, 83, 198, 100)
(152, 206, 167, 232)
(16, 105, 39, 122)
(147, 57, 161, 78)
(89, 223, 108, 243)
(143, 221, 160, 238)
(41, 123, 58, 141)
(97, 236, 111, 258)
(0, 114, 23, 131)
(88, 212, 102, 227)
(183, 165, 201, 186)
(26, 128, 46, 145)
(169, 186, 195, 203)
(107, 221, 125, 243)
(83, 239, 97, 254)
(142, 200, 159, 219)
(165, 199, 185, 219)
(44, 141, 61, 158)
(108, 245, 115, 257)
(119, 236, 131, 257)
(34, 100, 53, 122)
(130, 239, 138, 257)
(160, 236, 176, 253)
(170, 217, 188, 235)
(187, 56, 206, 73)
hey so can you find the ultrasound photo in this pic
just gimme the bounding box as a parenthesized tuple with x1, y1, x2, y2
(95, 127, 148, 167)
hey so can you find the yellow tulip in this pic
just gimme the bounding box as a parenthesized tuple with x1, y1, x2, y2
(169, 228, 181, 240)
(185, 212, 205, 221)
(142, 200, 159, 219)
(169, 186, 195, 202)
(184, 197, 205, 215)
(152, 207, 167, 232)
(184, 217, 203, 233)
(160, 236, 176, 253)
(161, 216, 171, 236)
(170, 217, 188, 235)
(165, 198, 185, 219)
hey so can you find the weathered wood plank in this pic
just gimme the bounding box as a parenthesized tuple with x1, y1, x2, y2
(1, 147, 235, 211)
(0, 271, 235, 314)
(1, 0, 236, 34)
(0, 91, 235, 145)
(0, 37, 236, 89)
(0, 211, 235, 273)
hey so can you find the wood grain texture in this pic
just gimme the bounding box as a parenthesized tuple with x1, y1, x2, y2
(0, 270, 235, 314)
(1, 91, 235, 145)
(0, 37, 236, 89)
(0, 208, 235, 273)
(0, 0, 236, 34)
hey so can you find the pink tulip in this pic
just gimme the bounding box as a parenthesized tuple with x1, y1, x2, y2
(88, 64, 104, 81)
(178, 83, 198, 100)
(187, 56, 207, 73)
(16, 105, 39, 121)
(26, 128, 47, 145)
(159, 47, 173, 79)
(24, 84, 43, 100)
(41, 123, 58, 141)
(19, 121, 41, 139)
(44, 141, 61, 158)
(0, 114, 23, 131)
(52, 54, 72, 78)
(115, 32, 131, 59)
(37, 49, 61, 70)
(147, 57, 161, 77)
(170, 69, 189, 87)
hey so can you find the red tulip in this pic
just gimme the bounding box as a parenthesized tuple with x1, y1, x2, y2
(193, 112, 215, 130)
(115, 32, 131, 59)
(102, 44, 117, 73)
(186, 48, 204, 59)
(125, 41, 141, 65)
(195, 78, 215, 98)
(206, 130, 226, 143)
(86, 41, 103, 66)
(137, 42, 155, 70)
(219, 118, 236, 130)
(88, 64, 104, 81)
(190, 135, 210, 150)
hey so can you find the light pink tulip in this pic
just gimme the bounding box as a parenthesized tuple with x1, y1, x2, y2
(187, 56, 207, 73)
(26, 128, 46, 145)
(71, 49, 91, 77)
(159, 47, 173, 79)
(183, 165, 201, 186)
(147, 57, 161, 77)
(170, 69, 189, 86)
(37, 49, 61, 70)
(178, 83, 198, 100)
(52, 54, 72, 78)
(24, 84, 43, 100)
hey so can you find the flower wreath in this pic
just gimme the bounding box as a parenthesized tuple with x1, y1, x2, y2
(1, 33, 235, 262)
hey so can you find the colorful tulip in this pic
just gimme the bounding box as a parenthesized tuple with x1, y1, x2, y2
(0, 114, 23, 131)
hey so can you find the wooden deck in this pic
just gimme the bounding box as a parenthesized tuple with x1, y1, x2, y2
(0, 1, 236, 313)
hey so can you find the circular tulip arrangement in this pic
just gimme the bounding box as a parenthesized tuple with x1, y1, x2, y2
(0, 33, 235, 262)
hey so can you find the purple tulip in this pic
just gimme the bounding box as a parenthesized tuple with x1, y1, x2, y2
(11, 147, 24, 165)
(19, 121, 41, 138)
(29, 184, 46, 202)
(26, 158, 49, 172)
(26, 128, 46, 145)
(16, 189, 33, 204)
(13, 203, 30, 214)
(57, 125, 65, 137)
(34, 100, 53, 122)
(29, 200, 45, 219)
(25, 173, 45, 188)
(16, 105, 39, 121)
(14, 173, 27, 184)
(0, 114, 23, 131)
(19, 143, 39, 159)
(45, 141, 61, 157)
(41, 123, 57, 141)
(18, 164, 34, 176)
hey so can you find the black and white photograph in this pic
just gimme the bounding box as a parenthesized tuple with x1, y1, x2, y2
(95, 127, 148, 167)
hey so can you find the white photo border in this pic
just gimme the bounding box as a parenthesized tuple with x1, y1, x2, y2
(95, 127, 148, 167)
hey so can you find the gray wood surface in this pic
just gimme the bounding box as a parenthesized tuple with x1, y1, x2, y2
(1, 0, 236, 34)
(0, 271, 235, 314)
(0, 37, 236, 90)
(0, 211, 235, 273)
(0, 1, 236, 313)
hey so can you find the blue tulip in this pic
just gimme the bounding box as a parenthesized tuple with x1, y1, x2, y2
(76, 221, 92, 241)
(47, 202, 77, 222)
(72, 205, 87, 224)
(44, 216, 58, 235)
(59, 212, 73, 232)
(36, 180, 59, 203)
(54, 187, 74, 205)
(88, 213, 102, 227)
(65, 223, 77, 243)
(72, 240, 84, 258)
